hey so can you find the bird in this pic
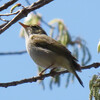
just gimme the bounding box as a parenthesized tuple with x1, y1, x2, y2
(19, 22, 84, 87)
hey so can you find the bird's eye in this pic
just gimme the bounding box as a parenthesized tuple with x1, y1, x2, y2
(27, 27, 32, 34)
(32, 26, 39, 30)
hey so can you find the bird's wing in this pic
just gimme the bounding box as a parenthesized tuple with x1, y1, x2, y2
(31, 34, 77, 61)
(31, 34, 81, 71)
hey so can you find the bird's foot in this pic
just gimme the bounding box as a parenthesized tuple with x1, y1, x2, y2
(39, 63, 54, 76)
(50, 68, 57, 77)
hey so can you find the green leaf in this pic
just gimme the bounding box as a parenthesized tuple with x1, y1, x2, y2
(89, 75, 100, 100)
(49, 19, 61, 25)
(97, 40, 100, 53)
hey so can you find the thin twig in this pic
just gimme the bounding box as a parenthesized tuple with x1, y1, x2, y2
(0, 22, 9, 28)
(0, 11, 20, 16)
(0, 0, 54, 34)
(0, 0, 18, 11)
(0, 50, 27, 55)
(0, 17, 9, 22)
(25, 0, 31, 5)
(41, 18, 54, 28)
(0, 62, 100, 88)
(82, 63, 100, 69)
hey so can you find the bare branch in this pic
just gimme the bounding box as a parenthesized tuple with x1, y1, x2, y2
(0, 11, 19, 16)
(0, 50, 27, 56)
(0, 62, 100, 88)
(0, 22, 9, 28)
(82, 63, 100, 69)
(0, 17, 9, 22)
(0, 0, 53, 34)
(0, 0, 18, 11)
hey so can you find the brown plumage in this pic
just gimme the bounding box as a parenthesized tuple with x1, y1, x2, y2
(19, 22, 84, 87)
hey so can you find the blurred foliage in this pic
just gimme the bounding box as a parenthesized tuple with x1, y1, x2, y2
(89, 74, 100, 100)
(97, 40, 100, 53)
(49, 19, 71, 46)
(19, 12, 91, 88)
(20, 12, 41, 37)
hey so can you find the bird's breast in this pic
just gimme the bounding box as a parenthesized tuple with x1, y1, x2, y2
(26, 42, 57, 68)
(25, 38, 71, 69)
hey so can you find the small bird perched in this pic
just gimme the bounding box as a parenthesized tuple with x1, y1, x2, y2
(19, 22, 84, 87)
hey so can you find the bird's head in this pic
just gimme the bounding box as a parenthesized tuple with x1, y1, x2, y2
(19, 22, 47, 37)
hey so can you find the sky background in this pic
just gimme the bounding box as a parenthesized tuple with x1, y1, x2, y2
(0, 0, 100, 100)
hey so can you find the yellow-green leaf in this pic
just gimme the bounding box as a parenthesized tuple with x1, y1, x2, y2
(10, 3, 21, 13)
(49, 19, 61, 25)
(97, 40, 100, 53)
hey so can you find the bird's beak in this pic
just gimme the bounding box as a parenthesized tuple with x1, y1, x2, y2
(19, 22, 29, 28)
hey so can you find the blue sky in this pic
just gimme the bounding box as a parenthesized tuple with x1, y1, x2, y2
(0, 0, 100, 100)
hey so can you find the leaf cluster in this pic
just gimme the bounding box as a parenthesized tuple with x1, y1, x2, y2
(89, 75, 100, 100)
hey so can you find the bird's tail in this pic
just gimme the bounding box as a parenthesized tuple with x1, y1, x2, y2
(73, 71, 84, 87)
(72, 60, 81, 72)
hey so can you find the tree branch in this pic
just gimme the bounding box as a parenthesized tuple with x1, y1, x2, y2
(0, 22, 9, 28)
(0, 11, 19, 16)
(0, 17, 9, 22)
(0, 50, 27, 56)
(0, 0, 18, 11)
(0, 0, 54, 34)
(0, 62, 100, 88)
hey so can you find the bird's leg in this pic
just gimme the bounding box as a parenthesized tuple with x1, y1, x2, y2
(49, 67, 58, 77)
(50, 67, 57, 73)
(39, 63, 54, 76)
